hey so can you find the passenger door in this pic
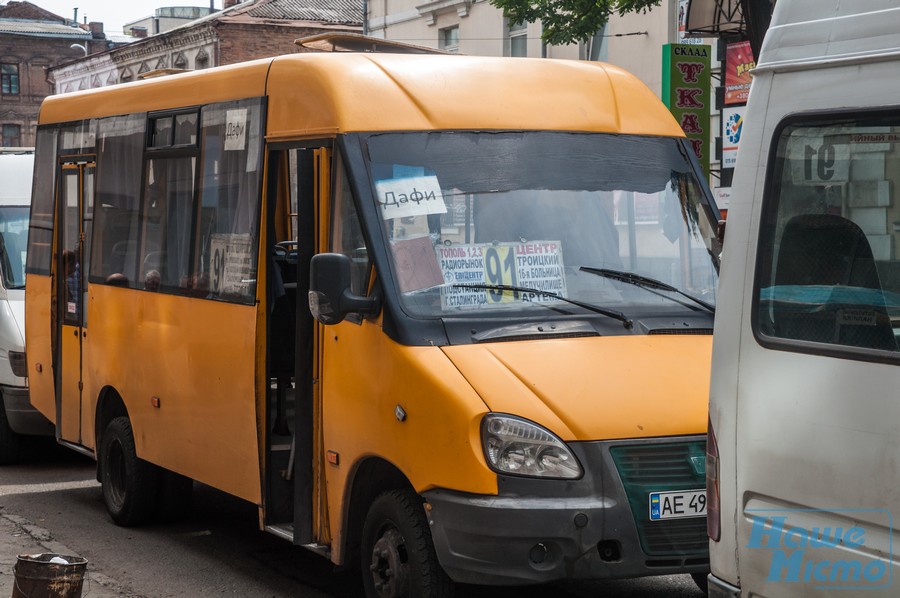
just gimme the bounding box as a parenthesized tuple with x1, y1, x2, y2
(56, 158, 94, 444)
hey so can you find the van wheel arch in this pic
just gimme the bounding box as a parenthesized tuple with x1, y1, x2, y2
(99, 415, 160, 526)
(342, 458, 412, 570)
(94, 386, 128, 480)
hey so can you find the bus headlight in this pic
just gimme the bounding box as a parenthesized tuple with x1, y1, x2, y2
(481, 414, 583, 479)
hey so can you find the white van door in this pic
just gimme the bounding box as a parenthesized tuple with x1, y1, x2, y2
(731, 82, 900, 595)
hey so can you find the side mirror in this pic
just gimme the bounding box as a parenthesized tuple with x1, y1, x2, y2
(716, 219, 727, 246)
(308, 253, 379, 325)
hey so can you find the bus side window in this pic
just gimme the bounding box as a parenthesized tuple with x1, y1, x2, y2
(92, 114, 145, 286)
(141, 157, 195, 292)
(194, 100, 263, 303)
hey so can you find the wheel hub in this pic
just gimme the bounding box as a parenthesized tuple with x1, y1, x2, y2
(369, 528, 410, 597)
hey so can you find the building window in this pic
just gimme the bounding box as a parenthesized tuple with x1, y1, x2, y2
(439, 26, 459, 53)
(506, 20, 527, 57)
(1, 124, 21, 147)
(195, 49, 209, 70)
(582, 25, 609, 61)
(1, 63, 20, 95)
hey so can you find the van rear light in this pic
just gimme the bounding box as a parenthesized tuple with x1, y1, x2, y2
(8, 351, 27, 379)
(707, 415, 720, 541)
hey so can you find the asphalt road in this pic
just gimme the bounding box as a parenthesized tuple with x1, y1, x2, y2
(0, 438, 706, 597)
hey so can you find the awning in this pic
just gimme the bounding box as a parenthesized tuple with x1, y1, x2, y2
(685, 0, 744, 37)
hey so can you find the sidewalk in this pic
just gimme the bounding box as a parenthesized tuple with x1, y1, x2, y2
(0, 509, 139, 597)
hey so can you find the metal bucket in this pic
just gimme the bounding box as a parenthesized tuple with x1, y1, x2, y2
(11, 553, 87, 598)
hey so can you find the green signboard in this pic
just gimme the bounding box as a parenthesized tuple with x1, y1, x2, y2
(662, 43, 712, 176)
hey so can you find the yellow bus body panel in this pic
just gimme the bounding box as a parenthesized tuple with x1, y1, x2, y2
(442, 335, 712, 441)
(82, 285, 261, 503)
(24, 275, 55, 421)
(321, 318, 497, 556)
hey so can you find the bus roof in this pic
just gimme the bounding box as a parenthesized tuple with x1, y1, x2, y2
(39, 53, 685, 139)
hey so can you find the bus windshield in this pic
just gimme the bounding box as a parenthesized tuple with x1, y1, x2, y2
(0, 206, 29, 289)
(366, 131, 719, 319)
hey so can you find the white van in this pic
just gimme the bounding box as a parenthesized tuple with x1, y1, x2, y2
(0, 149, 51, 463)
(708, 1, 900, 595)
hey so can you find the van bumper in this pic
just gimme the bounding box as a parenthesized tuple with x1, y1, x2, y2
(423, 436, 709, 585)
(708, 573, 742, 597)
(2, 386, 53, 436)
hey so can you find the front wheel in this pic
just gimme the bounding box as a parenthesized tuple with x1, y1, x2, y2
(361, 489, 454, 598)
(99, 416, 159, 526)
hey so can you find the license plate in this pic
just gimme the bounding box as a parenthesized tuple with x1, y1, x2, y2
(649, 489, 706, 521)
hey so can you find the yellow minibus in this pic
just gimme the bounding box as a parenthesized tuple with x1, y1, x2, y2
(25, 43, 720, 596)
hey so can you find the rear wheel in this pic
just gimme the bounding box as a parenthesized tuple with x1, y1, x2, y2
(99, 416, 159, 526)
(361, 489, 453, 598)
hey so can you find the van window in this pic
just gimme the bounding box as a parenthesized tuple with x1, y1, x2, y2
(0, 206, 28, 288)
(756, 113, 900, 355)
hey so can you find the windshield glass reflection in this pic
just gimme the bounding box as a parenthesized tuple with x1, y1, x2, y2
(366, 131, 719, 319)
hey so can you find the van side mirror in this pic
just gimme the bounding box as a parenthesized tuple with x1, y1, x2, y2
(308, 253, 379, 325)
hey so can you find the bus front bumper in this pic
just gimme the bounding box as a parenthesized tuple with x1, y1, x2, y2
(2, 386, 53, 436)
(708, 573, 742, 597)
(423, 438, 709, 586)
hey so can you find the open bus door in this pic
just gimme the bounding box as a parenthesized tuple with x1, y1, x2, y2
(55, 157, 94, 445)
(263, 145, 330, 552)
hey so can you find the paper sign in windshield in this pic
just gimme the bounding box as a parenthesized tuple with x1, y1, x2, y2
(376, 176, 447, 221)
(436, 241, 566, 309)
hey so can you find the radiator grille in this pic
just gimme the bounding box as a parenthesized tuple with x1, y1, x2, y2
(610, 441, 708, 556)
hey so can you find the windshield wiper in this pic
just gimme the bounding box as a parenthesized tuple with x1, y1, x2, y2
(579, 267, 715, 314)
(454, 283, 633, 329)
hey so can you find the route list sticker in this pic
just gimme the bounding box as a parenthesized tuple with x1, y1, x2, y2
(435, 241, 566, 309)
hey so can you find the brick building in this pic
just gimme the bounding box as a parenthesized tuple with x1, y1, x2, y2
(0, 1, 93, 147)
(49, 0, 363, 95)
(0, 1, 121, 146)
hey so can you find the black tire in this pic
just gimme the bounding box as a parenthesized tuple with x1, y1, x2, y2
(156, 469, 193, 522)
(692, 571, 709, 593)
(99, 416, 160, 526)
(361, 489, 454, 598)
(0, 397, 21, 465)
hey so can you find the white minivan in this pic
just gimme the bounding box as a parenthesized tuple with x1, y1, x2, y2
(708, 1, 900, 595)
(0, 149, 52, 463)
